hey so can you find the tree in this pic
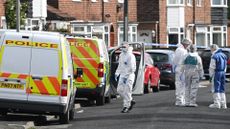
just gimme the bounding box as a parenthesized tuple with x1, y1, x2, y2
(5, 0, 28, 29)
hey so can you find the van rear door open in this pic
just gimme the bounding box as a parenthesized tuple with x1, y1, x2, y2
(0, 32, 32, 101)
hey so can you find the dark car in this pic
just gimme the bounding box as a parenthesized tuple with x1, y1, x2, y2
(146, 49, 175, 89)
(200, 48, 230, 79)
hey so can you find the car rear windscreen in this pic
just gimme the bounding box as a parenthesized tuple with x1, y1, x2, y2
(149, 53, 168, 62)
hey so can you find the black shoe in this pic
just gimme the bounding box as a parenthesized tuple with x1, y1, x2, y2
(128, 100, 136, 111)
(121, 107, 129, 113)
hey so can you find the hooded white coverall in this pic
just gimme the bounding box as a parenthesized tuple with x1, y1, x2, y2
(115, 47, 136, 108)
(181, 52, 203, 106)
(173, 44, 188, 106)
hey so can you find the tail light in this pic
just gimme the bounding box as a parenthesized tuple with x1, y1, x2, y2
(98, 63, 104, 77)
(227, 59, 230, 65)
(61, 79, 68, 96)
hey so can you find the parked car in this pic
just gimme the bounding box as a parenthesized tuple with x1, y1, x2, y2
(143, 53, 161, 93)
(200, 48, 230, 79)
(146, 49, 175, 89)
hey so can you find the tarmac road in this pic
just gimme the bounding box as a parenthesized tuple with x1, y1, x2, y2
(0, 80, 230, 129)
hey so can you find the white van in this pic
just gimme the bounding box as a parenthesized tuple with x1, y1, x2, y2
(0, 30, 76, 124)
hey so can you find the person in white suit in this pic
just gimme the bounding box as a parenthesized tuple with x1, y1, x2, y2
(115, 42, 136, 113)
(173, 39, 191, 106)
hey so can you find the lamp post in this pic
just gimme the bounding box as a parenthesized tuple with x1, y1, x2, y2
(16, 0, 20, 32)
(123, 0, 128, 42)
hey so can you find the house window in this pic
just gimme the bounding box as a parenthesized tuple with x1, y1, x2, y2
(118, 0, 124, 3)
(195, 27, 207, 46)
(168, 27, 184, 45)
(211, 0, 227, 6)
(74, 26, 84, 32)
(91, 0, 98, 2)
(197, 0, 202, 6)
(211, 26, 227, 47)
(167, 0, 184, 5)
(72, 0, 81, 2)
(1, 16, 6, 29)
(118, 25, 137, 45)
(187, 0, 193, 6)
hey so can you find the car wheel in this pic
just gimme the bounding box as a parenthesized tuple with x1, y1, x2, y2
(144, 79, 152, 94)
(153, 80, 160, 92)
(59, 107, 70, 124)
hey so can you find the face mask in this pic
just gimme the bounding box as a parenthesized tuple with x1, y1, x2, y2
(121, 47, 128, 52)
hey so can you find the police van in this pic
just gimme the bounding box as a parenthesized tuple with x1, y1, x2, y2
(66, 37, 110, 106)
(0, 30, 76, 124)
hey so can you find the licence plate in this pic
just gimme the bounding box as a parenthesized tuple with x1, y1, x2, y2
(0, 82, 24, 89)
(74, 82, 91, 88)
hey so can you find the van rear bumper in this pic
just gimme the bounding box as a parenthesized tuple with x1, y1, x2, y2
(76, 86, 104, 99)
(0, 99, 67, 115)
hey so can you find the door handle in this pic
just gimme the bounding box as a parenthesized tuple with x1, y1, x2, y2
(32, 76, 43, 80)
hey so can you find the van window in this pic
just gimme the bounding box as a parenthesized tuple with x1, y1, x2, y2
(1, 46, 31, 74)
(30, 49, 59, 76)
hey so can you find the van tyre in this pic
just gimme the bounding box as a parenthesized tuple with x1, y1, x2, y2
(69, 104, 75, 120)
(96, 95, 105, 106)
(105, 89, 111, 104)
(59, 108, 70, 124)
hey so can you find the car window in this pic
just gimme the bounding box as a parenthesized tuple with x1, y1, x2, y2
(134, 54, 141, 62)
(202, 51, 212, 58)
(145, 53, 153, 65)
(149, 53, 168, 62)
(202, 50, 229, 59)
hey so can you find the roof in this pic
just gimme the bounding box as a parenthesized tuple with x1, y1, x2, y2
(47, 5, 76, 21)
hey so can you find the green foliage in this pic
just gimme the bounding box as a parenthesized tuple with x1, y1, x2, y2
(5, 0, 29, 29)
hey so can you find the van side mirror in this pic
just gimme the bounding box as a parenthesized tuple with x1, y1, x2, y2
(74, 68, 83, 78)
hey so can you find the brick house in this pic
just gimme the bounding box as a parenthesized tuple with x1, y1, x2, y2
(138, 0, 228, 47)
(0, 0, 6, 29)
(47, 0, 138, 47)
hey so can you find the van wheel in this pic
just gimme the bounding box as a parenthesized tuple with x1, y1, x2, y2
(144, 79, 152, 94)
(96, 95, 105, 106)
(105, 89, 111, 104)
(69, 104, 75, 120)
(59, 108, 70, 124)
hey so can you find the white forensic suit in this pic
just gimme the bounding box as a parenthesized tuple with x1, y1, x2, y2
(173, 44, 188, 106)
(115, 46, 136, 109)
(181, 52, 203, 107)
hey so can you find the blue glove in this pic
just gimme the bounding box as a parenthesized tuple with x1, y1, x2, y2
(115, 73, 119, 81)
